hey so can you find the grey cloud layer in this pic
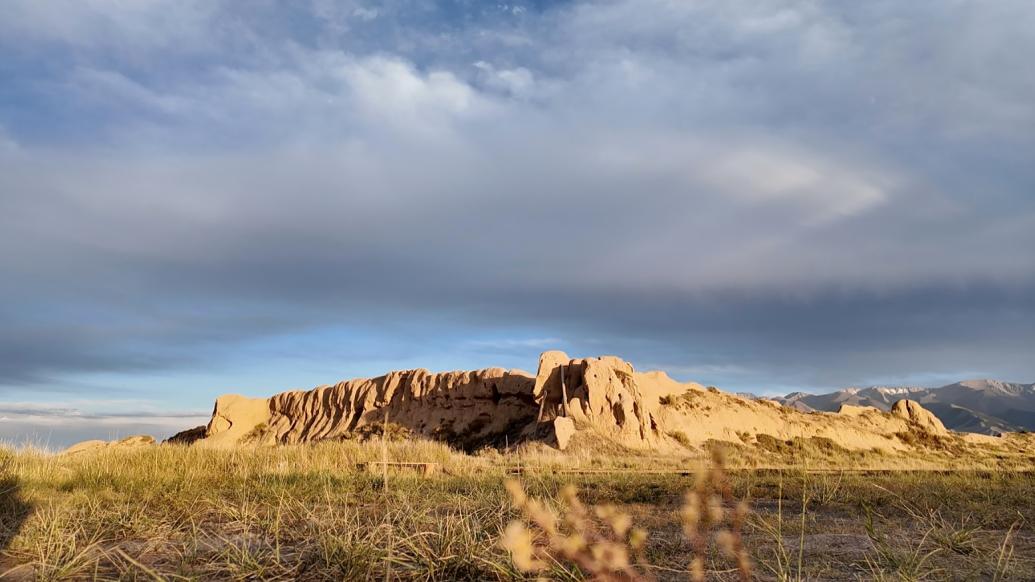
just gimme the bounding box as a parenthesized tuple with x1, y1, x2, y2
(0, 403, 210, 450)
(1, 0, 1033, 391)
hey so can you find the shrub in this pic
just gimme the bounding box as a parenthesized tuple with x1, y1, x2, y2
(755, 434, 793, 455)
(668, 430, 693, 448)
(895, 430, 964, 454)
(659, 390, 702, 409)
(242, 422, 271, 444)
(349, 422, 413, 442)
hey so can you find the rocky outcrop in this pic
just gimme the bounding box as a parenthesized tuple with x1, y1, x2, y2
(199, 394, 272, 448)
(552, 417, 576, 450)
(268, 367, 535, 448)
(63, 434, 155, 455)
(200, 367, 536, 450)
(532, 351, 687, 448)
(837, 404, 882, 416)
(191, 351, 960, 454)
(891, 399, 948, 435)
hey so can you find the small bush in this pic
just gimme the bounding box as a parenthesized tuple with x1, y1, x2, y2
(659, 390, 702, 409)
(348, 422, 413, 442)
(668, 430, 693, 448)
(755, 434, 793, 455)
(895, 430, 964, 454)
(242, 422, 271, 444)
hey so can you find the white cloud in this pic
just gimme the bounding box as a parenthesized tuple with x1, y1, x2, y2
(700, 146, 888, 225)
(343, 56, 484, 123)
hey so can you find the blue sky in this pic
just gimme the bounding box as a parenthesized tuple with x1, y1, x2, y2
(1, 0, 1034, 447)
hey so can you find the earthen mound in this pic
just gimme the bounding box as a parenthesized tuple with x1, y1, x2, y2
(837, 404, 881, 416)
(891, 399, 948, 435)
(63, 434, 155, 455)
(191, 351, 962, 454)
(199, 368, 536, 450)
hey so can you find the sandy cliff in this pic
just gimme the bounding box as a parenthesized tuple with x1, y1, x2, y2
(198, 367, 536, 450)
(189, 351, 973, 455)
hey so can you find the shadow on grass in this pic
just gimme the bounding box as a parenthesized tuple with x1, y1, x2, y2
(0, 456, 31, 555)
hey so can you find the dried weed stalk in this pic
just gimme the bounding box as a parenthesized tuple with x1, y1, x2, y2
(502, 450, 752, 581)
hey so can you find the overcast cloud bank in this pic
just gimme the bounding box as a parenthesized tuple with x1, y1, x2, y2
(1, 1, 1033, 433)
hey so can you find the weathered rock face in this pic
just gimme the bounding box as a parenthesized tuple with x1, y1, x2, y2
(268, 368, 536, 448)
(891, 399, 948, 435)
(199, 394, 272, 448)
(201, 367, 536, 450)
(552, 417, 576, 450)
(192, 351, 959, 454)
(532, 351, 687, 448)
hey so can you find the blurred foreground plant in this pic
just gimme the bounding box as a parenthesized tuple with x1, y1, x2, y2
(502, 450, 752, 581)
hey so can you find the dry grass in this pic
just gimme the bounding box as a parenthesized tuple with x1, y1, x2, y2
(0, 441, 1032, 580)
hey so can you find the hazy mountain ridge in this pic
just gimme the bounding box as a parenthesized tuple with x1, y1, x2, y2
(775, 380, 1035, 435)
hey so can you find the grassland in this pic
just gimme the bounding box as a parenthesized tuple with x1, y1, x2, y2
(0, 439, 1033, 580)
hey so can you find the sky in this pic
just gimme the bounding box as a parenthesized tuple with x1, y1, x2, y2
(1, 0, 1034, 448)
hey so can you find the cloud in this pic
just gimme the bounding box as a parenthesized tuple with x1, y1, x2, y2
(474, 61, 535, 97)
(342, 55, 488, 129)
(0, 0, 1033, 402)
(0, 401, 207, 420)
(466, 338, 565, 351)
(70, 67, 195, 116)
(0, 0, 224, 56)
(0, 400, 209, 451)
(352, 7, 379, 22)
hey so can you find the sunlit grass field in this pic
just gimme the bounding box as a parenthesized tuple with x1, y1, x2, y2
(0, 440, 1032, 580)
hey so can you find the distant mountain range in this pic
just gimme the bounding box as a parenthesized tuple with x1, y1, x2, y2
(773, 380, 1035, 435)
